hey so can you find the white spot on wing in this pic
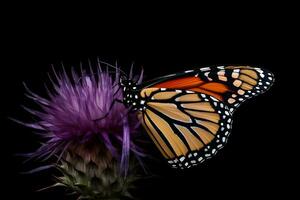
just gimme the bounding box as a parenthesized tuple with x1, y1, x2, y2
(227, 124, 231, 129)
(256, 68, 263, 73)
(222, 137, 228, 143)
(210, 96, 218, 101)
(198, 157, 203, 162)
(200, 67, 210, 72)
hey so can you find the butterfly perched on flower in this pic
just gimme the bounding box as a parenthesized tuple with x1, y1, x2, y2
(106, 65, 274, 169)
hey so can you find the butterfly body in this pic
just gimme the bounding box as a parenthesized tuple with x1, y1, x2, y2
(119, 66, 274, 169)
(120, 80, 143, 111)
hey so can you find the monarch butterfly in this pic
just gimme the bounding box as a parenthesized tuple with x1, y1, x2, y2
(108, 65, 274, 169)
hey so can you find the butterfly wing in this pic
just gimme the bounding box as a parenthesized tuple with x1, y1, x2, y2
(137, 66, 274, 168)
(144, 66, 274, 113)
(138, 89, 233, 169)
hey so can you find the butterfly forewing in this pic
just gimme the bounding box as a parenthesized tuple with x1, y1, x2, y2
(151, 66, 275, 113)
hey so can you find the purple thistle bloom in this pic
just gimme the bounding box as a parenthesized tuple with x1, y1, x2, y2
(16, 62, 144, 174)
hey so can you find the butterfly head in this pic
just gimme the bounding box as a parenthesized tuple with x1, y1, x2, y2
(119, 76, 142, 110)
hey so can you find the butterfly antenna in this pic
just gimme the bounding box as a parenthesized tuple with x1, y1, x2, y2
(76, 71, 123, 85)
(97, 60, 128, 78)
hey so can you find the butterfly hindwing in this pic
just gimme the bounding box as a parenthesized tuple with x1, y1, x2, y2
(138, 88, 233, 169)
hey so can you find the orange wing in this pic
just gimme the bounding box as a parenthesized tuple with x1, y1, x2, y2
(151, 66, 274, 110)
(137, 89, 233, 169)
(153, 76, 230, 101)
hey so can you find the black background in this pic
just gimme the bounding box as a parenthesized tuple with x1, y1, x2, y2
(1, 4, 297, 200)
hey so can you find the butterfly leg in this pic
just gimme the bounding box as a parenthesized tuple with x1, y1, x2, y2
(92, 99, 123, 121)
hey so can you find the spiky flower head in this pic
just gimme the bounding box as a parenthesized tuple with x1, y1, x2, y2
(16, 62, 144, 199)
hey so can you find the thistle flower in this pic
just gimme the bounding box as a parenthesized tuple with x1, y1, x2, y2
(15, 62, 144, 199)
